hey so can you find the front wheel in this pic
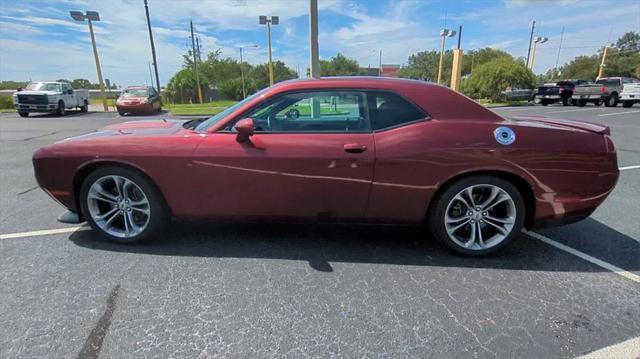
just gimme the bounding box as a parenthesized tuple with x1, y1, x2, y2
(56, 101, 65, 116)
(429, 176, 526, 256)
(578, 100, 587, 107)
(18, 111, 29, 118)
(80, 166, 168, 244)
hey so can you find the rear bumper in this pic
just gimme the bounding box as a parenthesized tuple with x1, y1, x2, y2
(572, 94, 604, 100)
(620, 94, 639, 101)
(535, 95, 561, 100)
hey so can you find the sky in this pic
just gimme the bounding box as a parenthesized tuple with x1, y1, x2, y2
(1, 0, 639, 87)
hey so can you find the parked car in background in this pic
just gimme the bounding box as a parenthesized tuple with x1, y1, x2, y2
(12, 81, 89, 117)
(32, 77, 619, 256)
(116, 86, 162, 115)
(620, 78, 640, 108)
(501, 87, 534, 101)
(571, 77, 636, 107)
(533, 80, 588, 106)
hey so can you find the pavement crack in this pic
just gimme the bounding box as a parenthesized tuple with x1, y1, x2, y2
(17, 186, 39, 196)
(21, 130, 60, 141)
(77, 284, 121, 359)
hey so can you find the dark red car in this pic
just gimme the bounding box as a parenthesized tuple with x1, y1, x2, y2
(116, 86, 162, 115)
(33, 77, 619, 255)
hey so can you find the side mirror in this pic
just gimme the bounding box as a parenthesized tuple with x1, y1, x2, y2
(234, 118, 254, 143)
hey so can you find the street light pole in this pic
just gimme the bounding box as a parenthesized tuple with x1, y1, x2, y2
(526, 20, 536, 68)
(437, 29, 456, 85)
(260, 15, 279, 86)
(378, 50, 383, 76)
(70, 11, 108, 112)
(529, 36, 548, 71)
(190, 20, 203, 104)
(239, 44, 258, 98)
(143, 0, 161, 94)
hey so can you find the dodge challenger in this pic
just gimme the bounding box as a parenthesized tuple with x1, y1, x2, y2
(32, 77, 619, 255)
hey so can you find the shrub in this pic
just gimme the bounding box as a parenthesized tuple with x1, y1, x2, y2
(218, 77, 257, 101)
(0, 96, 14, 109)
(461, 58, 535, 101)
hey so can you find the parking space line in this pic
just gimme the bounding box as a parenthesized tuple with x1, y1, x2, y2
(619, 165, 640, 171)
(598, 110, 640, 117)
(545, 108, 603, 114)
(0, 226, 89, 240)
(525, 231, 640, 284)
(493, 107, 537, 112)
(576, 336, 640, 359)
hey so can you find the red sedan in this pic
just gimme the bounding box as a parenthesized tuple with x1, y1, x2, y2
(116, 86, 162, 115)
(33, 77, 619, 255)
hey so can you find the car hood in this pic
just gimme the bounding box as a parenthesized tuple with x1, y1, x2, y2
(14, 90, 61, 96)
(118, 96, 147, 102)
(56, 120, 189, 143)
(511, 115, 610, 135)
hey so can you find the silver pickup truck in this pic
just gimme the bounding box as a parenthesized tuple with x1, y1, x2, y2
(571, 77, 638, 107)
(12, 81, 90, 117)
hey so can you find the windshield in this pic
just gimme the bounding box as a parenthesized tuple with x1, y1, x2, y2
(195, 89, 267, 132)
(121, 88, 149, 97)
(25, 82, 61, 92)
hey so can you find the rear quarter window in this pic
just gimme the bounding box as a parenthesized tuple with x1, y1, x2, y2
(367, 91, 426, 131)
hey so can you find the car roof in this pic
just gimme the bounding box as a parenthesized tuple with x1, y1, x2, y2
(124, 86, 150, 90)
(273, 76, 438, 90)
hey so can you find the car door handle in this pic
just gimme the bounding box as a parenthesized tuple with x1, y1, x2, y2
(343, 143, 367, 153)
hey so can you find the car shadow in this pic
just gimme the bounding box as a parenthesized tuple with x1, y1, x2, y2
(69, 217, 639, 273)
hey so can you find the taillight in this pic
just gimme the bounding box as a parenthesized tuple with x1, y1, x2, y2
(559, 88, 565, 94)
(600, 85, 607, 93)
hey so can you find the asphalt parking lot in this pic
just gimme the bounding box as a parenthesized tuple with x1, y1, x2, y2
(0, 105, 638, 358)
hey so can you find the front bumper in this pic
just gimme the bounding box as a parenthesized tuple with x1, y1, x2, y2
(116, 103, 153, 113)
(15, 103, 57, 112)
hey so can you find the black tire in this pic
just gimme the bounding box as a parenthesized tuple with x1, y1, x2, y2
(428, 175, 526, 256)
(622, 100, 633, 108)
(571, 99, 578, 106)
(540, 100, 549, 106)
(604, 93, 618, 107)
(578, 100, 587, 107)
(80, 100, 88, 112)
(118, 111, 126, 116)
(56, 101, 65, 116)
(562, 97, 569, 106)
(18, 111, 29, 118)
(79, 166, 169, 244)
(594, 100, 602, 106)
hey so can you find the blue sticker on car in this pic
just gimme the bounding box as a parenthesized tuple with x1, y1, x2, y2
(494, 127, 516, 145)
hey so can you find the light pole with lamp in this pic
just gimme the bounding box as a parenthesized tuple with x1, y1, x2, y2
(70, 10, 108, 111)
(259, 15, 279, 86)
(529, 36, 548, 70)
(239, 44, 258, 98)
(437, 28, 457, 84)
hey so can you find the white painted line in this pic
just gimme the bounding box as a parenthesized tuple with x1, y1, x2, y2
(619, 165, 640, 171)
(545, 108, 602, 114)
(492, 107, 538, 112)
(576, 336, 640, 359)
(525, 230, 640, 284)
(598, 110, 640, 117)
(0, 226, 90, 240)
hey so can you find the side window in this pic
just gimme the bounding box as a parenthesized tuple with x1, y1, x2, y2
(62, 83, 71, 92)
(241, 91, 368, 133)
(367, 91, 426, 131)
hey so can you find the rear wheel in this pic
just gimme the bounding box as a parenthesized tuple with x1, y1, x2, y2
(429, 176, 525, 256)
(604, 93, 618, 107)
(80, 166, 168, 244)
(80, 100, 88, 112)
(623, 100, 633, 108)
(594, 100, 602, 106)
(56, 101, 65, 116)
(18, 111, 29, 118)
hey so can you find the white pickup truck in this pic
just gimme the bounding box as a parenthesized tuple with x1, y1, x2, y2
(12, 81, 90, 117)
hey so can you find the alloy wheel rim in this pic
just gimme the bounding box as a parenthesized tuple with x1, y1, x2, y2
(444, 184, 516, 251)
(87, 175, 151, 238)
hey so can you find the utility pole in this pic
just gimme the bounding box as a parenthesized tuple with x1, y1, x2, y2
(309, 0, 320, 117)
(196, 37, 202, 62)
(239, 47, 246, 98)
(554, 26, 565, 78)
(450, 26, 463, 92)
(526, 20, 536, 68)
(259, 15, 279, 86)
(87, 19, 108, 112)
(143, 0, 161, 93)
(378, 50, 383, 76)
(598, 46, 609, 79)
(190, 20, 203, 104)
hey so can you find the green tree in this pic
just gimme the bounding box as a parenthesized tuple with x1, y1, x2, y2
(249, 61, 297, 89)
(460, 57, 535, 100)
(164, 68, 197, 103)
(0, 81, 28, 90)
(398, 50, 451, 83)
(320, 53, 360, 76)
(218, 77, 258, 101)
(463, 48, 513, 77)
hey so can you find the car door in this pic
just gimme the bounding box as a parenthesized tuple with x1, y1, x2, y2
(61, 83, 74, 107)
(191, 90, 375, 220)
